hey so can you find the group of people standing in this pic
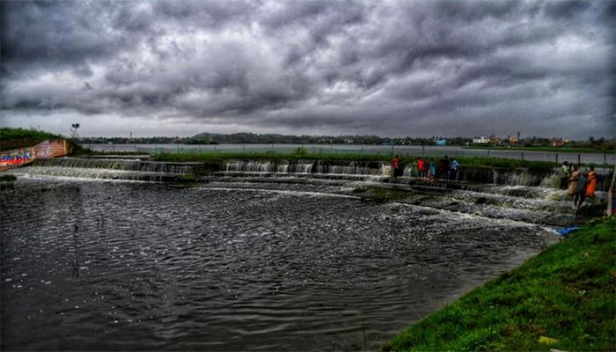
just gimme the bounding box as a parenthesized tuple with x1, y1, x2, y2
(390, 155, 459, 181)
(560, 161, 597, 213)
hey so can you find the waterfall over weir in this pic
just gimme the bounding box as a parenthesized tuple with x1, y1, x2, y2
(32, 158, 200, 174)
(6, 157, 612, 191)
(218, 160, 567, 187)
(222, 160, 386, 178)
(6, 158, 202, 182)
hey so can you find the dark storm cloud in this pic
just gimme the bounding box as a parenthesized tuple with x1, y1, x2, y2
(1, 0, 614, 139)
(2, 1, 130, 70)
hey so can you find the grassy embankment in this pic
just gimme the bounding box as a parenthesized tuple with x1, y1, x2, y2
(382, 217, 616, 352)
(0, 128, 64, 151)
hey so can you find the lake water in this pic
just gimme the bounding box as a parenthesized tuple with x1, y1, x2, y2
(1, 177, 560, 351)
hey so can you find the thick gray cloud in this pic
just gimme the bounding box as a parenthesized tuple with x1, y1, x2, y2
(1, 0, 614, 139)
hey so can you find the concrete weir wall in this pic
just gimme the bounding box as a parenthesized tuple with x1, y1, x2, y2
(0, 140, 73, 171)
(5, 156, 613, 191)
(208, 159, 613, 190)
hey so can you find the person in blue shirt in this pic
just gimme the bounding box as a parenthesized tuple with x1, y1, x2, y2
(449, 158, 459, 181)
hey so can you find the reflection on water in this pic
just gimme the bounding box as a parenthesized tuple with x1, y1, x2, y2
(1, 180, 558, 351)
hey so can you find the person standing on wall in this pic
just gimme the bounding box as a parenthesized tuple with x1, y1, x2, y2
(449, 158, 459, 181)
(574, 172, 588, 213)
(439, 155, 450, 180)
(391, 154, 400, 181)
(568, 165, 581, 197)
(560, 161, 570, 190)
(414, 157, 421, 179)
(417, 157, 426, 180)
(586, 165, 597, 198)
(429, 158, 436, 182)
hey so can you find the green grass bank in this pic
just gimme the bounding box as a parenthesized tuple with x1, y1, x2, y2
(382, 217, 616, 351)
(0, 128, 65, 151)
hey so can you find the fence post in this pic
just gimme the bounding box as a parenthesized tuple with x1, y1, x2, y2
(521, 152, 524, 161)
(555, 153, 558, 163)
(578, 154, 581, 166)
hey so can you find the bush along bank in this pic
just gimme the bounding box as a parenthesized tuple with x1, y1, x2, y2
(381, 217, 616, 351)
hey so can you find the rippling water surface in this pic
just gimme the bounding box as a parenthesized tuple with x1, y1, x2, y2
(1, 179, 558, 351)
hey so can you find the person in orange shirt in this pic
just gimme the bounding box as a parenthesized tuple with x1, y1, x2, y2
(586, 165, 597, 197)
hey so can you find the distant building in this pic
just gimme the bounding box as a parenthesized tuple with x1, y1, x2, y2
(551, 138, 569, 147)
(435, 139, 447, 146)
(472, 136, 491, 144)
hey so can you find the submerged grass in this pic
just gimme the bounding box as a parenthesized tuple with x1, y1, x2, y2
(381, 217, 616, 351)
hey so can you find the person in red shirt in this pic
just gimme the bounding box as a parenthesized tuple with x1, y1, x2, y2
(416, 157, 425, 180)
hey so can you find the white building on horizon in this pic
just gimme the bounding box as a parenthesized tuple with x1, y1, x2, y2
(472, 136, 491, 144)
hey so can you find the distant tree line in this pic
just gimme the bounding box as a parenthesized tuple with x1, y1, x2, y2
(3, 127, 612, 152)
(53, 130, 616, 150)
(79, 132, 476, 146)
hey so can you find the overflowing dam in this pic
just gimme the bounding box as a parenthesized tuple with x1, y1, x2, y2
(1, 156, 610, 350)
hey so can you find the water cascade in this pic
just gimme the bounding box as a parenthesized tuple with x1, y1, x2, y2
(6, 158, 202, 182)
(32, 158, 199, 174)
(4, 157, 612, 191)
(218, 160, 387, 181)
(217, 160, 600, 189)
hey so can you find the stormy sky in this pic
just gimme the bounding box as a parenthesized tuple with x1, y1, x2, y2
(1, 0, 614, 139)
